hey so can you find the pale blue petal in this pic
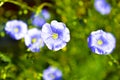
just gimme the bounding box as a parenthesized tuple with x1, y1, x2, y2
(62, 27, 70, 42)
(94, 0, 111, 15)
(27, 28, 41, 36)
(24, 34, 31, 47)
(101, 33, 116, 53)
(42, 9, 50, 20)
(51, 20, 65, 31)
(41, 23, 53, 44)
(43, 37, 54, 50)
(42, 23, 52, 35)
(44, 37, 66, 51)
(53, 39, 66, 51)
(43, 66, 62, 80)
(32, 15, 46, 27)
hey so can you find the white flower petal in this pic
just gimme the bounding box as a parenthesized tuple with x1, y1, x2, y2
(53, 39, 66, 51)
(51, 20, 65, 30)
(43, 37, 54, 50)
(62, 27, 70, 42)
(42, 23, 52, 34)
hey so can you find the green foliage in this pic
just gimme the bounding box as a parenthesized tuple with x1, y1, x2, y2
(0, 0, 120, 80)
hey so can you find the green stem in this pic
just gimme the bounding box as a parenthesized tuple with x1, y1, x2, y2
(108, 54, 120, 68)
(36, 2, 52, 15)
(1, 0, 35, 12)
(1, 0, 53, 14)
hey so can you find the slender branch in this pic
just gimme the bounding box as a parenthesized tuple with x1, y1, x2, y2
(36, 2, 52, 15)
(108, 54, 120, 68)
(1, 0, 53, 14)
(1, 0, 35, 12)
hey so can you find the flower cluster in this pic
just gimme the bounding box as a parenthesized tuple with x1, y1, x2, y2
(4, 6, 116, 55)
(5, 20, 45, 52)
(43, 66, 62, 80)
(5, 17, 70, 52)
(87, 30, 116, 55)
(94, 0, 111, 15)
(4, 19, 116, 55)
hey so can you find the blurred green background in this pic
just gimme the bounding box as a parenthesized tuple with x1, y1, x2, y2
(0, 0, 120, 80)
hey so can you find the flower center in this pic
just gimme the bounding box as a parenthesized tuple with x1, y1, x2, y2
(14, 28, 19, 33)
(32, 38, 37, 43)
(52, 33, 58, 39)
(97, 39, 103, 45)
(48, 73, 55, 79)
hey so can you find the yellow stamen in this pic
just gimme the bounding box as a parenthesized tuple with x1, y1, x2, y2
(14, 28, 19, 32)
(52, 33, 58, 39)
(97, 40, 103, 45)
(32, 38, 37, 43)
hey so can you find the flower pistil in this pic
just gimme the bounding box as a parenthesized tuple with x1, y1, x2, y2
(52, 33, 58, 39)
(32, 38, 37, 43)
(97, 39, 103, 45)
(14, 28, 19, 33)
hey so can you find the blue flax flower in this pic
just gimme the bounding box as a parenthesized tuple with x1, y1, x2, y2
(42, 9, 51, 20)
(43, 66, 62, 80)
(94, 0, 111, 15)
(32, 9, 50, 27)
(87, 30, 116, 55)
(41, 20, 70, 51)
(5, 20, 28, 40)
(24, 28, 44, 52)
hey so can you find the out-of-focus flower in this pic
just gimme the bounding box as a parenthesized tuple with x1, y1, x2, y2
(5, 20, 28, 40)
(43, 66, 62, 80)
(94, 0, 111, 15)
(24, 28, 44, 52)
(41, 20, 70, 51)
(87, 30, 116, 55)
(32, 9, 50, 27)
(42, 9, 50, 20)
